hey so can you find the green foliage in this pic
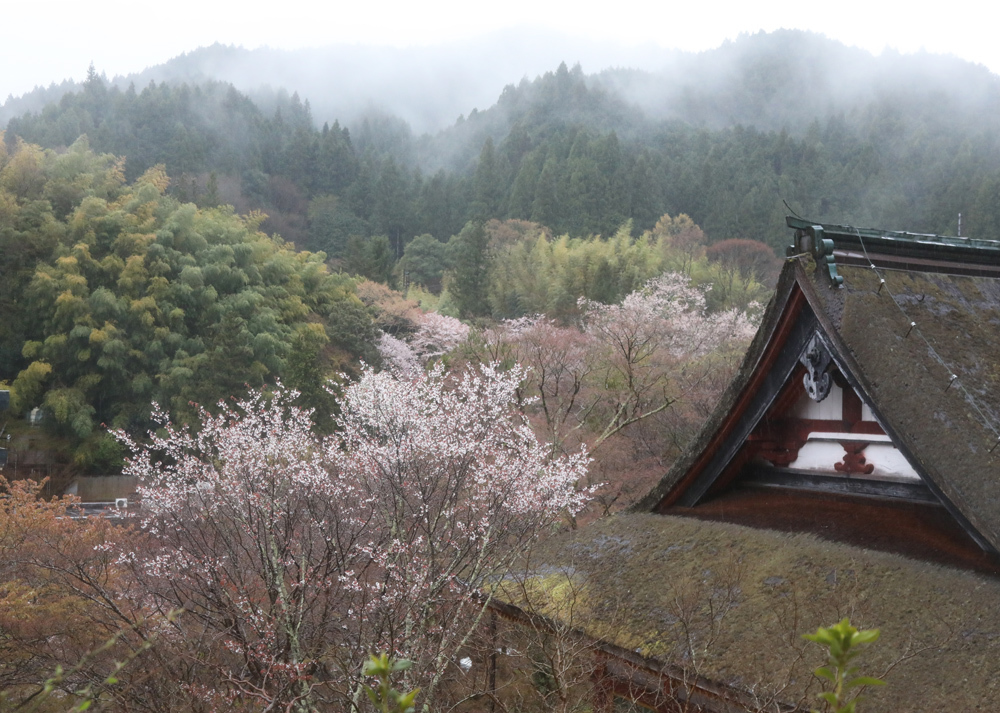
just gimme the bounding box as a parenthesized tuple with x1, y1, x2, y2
(0, 138, 377, 460)
(9, 361, 51, 415)
(345, 234, 396, 284)
(803, 619, 885, 713)
(400, 233, 449, 292)
(447, 221, 491, 317)
(12, 37, 1000, 265)
(488, 222, 657, 319)
(483, 216, 769, 321)
(284, 323, 339, 432)
(73, 431, 126, 473)
(306, 193, 367, 259)
(362, 654, 420, 713)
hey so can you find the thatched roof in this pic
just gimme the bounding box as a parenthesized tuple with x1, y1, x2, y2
(514, 513, 1000, 713)
(807, 263, 1000, 545)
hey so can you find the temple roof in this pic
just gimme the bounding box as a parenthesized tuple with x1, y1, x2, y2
(503, 219, 1000, 712)
(636, 219, 1000, 551)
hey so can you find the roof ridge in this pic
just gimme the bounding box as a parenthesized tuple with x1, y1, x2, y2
(785, 216, 1000, 287)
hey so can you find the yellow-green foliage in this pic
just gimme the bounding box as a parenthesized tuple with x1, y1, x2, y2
(489, 222, 658, 320)
(0, 138, 378, 461)
(404, 284, 440, 312)
(486, 216, 772, 321)
(10, 362, 51, 414)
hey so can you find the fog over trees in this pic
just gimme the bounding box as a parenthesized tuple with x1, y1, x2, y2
(5, 27, 1000, 472)
(0, 29, 686, 133)
(7, 28, 1000, 251)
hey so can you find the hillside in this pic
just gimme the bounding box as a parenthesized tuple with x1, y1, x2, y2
(0, 30, 683, 134)
(7, 30, 1000, 250)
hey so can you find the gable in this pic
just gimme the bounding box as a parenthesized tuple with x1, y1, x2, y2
(637, 259, 1000, 566)
(739, 349, 928, 502)
(668, 304, 945, 509)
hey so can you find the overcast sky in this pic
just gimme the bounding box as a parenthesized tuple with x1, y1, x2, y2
(3, 0, 996, 101)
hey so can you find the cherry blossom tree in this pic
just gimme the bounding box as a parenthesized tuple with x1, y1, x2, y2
(579, 272, 757, 448)
(467, 273, 757, 518)
(476, 274, 756, 455)
(478, 315, 595, 454)
(115, 364, 590, 711)
(378, 312, 470, 376)
(378, 332, 422, 377)
(407, 311, 469, 362)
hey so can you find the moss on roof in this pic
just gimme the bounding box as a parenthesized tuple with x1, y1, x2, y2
(514, 513, 1000, 712)
(549, 251, 1000, 711)
(813, 264, 1000, 548)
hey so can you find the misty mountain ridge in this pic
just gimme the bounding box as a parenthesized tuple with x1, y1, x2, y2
(6, 28, 1000, 145)
(412, 29, 1000, 175)
(1, 28, 684, 134)
(596, 29, 1000, 131)
(9, 28, 1000, 246)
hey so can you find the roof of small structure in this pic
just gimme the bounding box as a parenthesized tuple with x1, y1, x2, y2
(511, 513, 1000, 713)
(636, 219, 1000, 551)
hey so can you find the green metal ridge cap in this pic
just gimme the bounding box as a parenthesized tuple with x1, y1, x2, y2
(786, 216, 1000, 254)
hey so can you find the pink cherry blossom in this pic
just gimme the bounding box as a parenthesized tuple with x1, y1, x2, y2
(115, 364, 591, 710)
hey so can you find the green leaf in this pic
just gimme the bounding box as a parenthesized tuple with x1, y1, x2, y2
(813, 666, 836, 682)
(391, 658, 413, 673)
(364, 653, 389, 676)
(853, 629, 880, 645)
(398, 688, 420, 713)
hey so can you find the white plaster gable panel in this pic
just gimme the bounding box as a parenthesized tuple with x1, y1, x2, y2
(777, 432, 920, 481)
(791, 382, 843, 420)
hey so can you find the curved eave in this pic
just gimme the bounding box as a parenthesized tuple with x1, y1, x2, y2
(632, 261, 808, 512)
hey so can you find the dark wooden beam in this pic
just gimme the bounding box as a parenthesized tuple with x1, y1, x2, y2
(742, 465, 938, 503)
(674, 293, 818, 508)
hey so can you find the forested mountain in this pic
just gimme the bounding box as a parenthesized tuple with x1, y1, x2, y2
(0, 137, 377, 469)
(8, 29, 1000, 257)
(595, 29, 1000, 132)
(0, 30, 683, 133)
(7, 30, 992, 706)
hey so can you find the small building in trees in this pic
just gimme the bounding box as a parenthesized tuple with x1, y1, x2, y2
(493, 217, 1000, 712)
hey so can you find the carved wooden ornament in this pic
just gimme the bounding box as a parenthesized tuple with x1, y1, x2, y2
(800, 334, 833, 402)
(835, 441, 876, 475)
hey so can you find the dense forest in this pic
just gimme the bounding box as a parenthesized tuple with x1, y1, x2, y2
(0, 133, 765, 712)
(7, 29, 1000, 256)
(0, 136, 384, 466)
